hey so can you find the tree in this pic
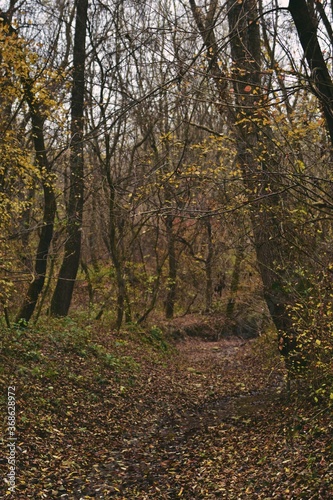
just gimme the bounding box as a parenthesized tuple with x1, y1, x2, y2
(0, 11, 58, 325)
(288, 0, 333, 147)
(226, 0, 292, 332)
(188, 0, 288, 329)
(187, 0, 330, 349)
(15, 76, 57, 324)
(50, 0, 88, 317)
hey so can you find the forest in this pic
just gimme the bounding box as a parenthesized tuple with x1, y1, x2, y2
(0, 0, 333, 498)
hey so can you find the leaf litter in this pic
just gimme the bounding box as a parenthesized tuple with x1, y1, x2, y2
(0, 321, 332, 498)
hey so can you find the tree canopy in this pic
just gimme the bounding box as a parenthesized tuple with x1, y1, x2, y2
(0, 0, 332, 385)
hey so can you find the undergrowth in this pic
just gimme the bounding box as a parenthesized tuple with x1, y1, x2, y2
(0, 314, 332, 498)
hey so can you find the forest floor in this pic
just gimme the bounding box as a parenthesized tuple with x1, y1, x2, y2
(0, 315, 332, 499)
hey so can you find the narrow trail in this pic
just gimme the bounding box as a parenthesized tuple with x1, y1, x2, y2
(2, 324, 332, 498)
(74, 336, 299, 499)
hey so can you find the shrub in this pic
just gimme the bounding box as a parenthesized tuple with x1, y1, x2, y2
(287, 269, 333, 404)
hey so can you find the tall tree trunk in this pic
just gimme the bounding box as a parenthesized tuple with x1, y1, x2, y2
(190, 0, 292, 333)
(16, 109, 56, 323)
(227, 0, 291, 333)
(108, 183, 131, 330)
(165, 214, 177, 319)
(0, 17, 57, 324)
(226, 245, 244, 319)
(288, 0, 333, 147)
(204, 217, 214, 313)
(50, 0, 88, 316)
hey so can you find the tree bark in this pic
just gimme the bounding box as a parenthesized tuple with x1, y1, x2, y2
(190, 0, 292, 333)
(165, 214, 177, 319)
(226, 245, 244, 319)
(16, 108, 56, 323)
(107, 182, 131, 330)
(227, 0, 291, 332)
(50, 0, 88, 316)
(0, 18, 57, 324)
(288, 0, 333, 147)
(204, 217, 214, 313)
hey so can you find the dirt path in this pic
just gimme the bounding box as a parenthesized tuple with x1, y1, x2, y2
(2, 323, 332, 498)
(72, 336, 305, 499)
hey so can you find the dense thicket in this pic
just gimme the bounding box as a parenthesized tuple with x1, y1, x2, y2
(0, 0, 332, 392)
